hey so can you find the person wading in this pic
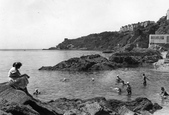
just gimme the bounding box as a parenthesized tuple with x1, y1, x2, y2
(160, 87, 169, 99)
(126, 82, 132, 95)
(142, 73, 150, 86)
(116, 75, 122, 83)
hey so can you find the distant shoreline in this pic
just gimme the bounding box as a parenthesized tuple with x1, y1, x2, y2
(0, 49, 42, 51)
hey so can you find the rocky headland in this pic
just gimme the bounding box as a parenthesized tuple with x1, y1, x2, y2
(0, 82, 162, 115)
(46, 16, 169, 51)
(39, 48, 162, 71)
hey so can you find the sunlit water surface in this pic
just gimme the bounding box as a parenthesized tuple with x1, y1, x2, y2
(0, 50, 169, 114)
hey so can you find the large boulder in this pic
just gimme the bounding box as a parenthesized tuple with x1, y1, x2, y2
(109, 48, 162, 66)
(39, 49, 162, 71)
(39, 54, 119, 71)
(0, 82, 61, 115)
(47, 97, 162, 115)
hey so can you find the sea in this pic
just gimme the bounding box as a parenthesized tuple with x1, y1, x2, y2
(0, 49, 169, 114)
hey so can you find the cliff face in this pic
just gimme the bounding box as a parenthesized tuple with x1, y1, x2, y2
(53, 16, 169, 50)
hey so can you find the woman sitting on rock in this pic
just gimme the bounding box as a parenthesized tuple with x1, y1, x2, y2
(8, 62, 30, 94)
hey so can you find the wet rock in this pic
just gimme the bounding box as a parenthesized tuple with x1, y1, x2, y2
(39, 49, 162, 71)
(109, 49, 162, 66)
(125, 97, 153, 112)
(118, 106, 135, 115)
(0, 109, 12, 115)
(48, 97, 162, 115)
(0, 82, 61, 115)
(39, 54, 118, 71)
(0, 82, 162, 115)
(1, 102, 39, 115)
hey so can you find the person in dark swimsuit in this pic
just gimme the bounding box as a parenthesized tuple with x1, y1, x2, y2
(126, 82, 132, 95)
(142, 73, 149, 86)
(160, 87, 169, 98)
(116, 75, 122, 83)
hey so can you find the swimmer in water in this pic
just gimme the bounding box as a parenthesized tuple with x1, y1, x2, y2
(142, 73, 150, 86)
(160, 87, 169, 99)
(126, 82, 132, 95)
(61, 78, 69, 82)
(33, 88, 41, 95)
(116, 75, 122, 83)
(112, 87, 122, 95)
(63, 78, 67, 82)
(121, 80, 126, 88)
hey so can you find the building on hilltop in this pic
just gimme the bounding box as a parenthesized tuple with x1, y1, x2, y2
(120, 21, 155, 32)
(167, 9, 169, 20)
(149, 34, 169, 48)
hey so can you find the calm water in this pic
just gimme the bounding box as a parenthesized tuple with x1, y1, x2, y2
(0, 49, 169, 114)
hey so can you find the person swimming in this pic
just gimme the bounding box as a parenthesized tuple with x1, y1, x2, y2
(116, 75, 122, 83)
(33, 88, 41, 95)
(60, 78, 69, 82)
(115, 87, 122, 95)
(121, 80, 126, 85)
(111, 87, 122, 95)
(160, 87, 169, 99)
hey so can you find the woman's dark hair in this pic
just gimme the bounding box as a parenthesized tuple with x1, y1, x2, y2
(161, 87, 165, 91)
(13, 62, 22, 69)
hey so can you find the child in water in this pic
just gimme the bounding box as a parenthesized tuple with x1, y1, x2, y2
(112, 87, 122, 95)
(142, 73, 150, 86)
(126, 82, 132, 95)
(116, 75, 122, 83)
(160, 87, 169, 99)
(33, 88, 41, 95)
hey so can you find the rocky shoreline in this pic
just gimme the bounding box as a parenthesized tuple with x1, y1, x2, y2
(39, 49, 162, 71)
(0, 82, 162, 115)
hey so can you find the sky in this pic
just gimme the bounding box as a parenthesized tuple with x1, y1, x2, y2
(0, 0, 169, 49)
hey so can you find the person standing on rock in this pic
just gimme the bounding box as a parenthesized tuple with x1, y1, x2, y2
(126, 82, 132, 95)
(8, 62, 30, 95)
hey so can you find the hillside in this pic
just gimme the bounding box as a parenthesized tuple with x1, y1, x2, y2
(49, 16, 169, 51)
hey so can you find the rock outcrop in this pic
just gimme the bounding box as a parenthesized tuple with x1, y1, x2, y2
(39, 49, 162, 71)
(109, 48, 162, 66)
(0, 82, 162, 115)
(0, 82, 61, 115)
(39, 54, 119, 71)
(47, 12, 169, 51)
